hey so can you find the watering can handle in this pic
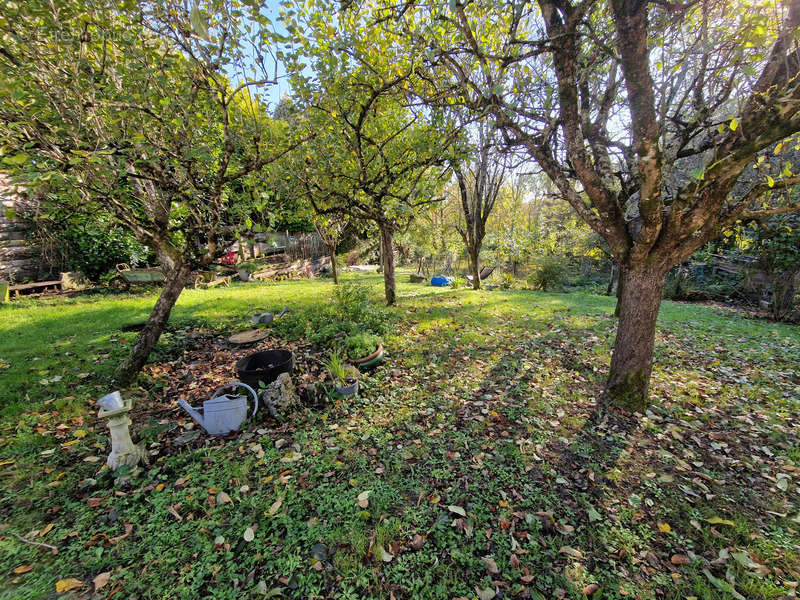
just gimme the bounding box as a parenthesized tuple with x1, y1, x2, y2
(211, 382, 259, 417)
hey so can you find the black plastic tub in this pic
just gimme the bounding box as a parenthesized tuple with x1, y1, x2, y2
(235, 349, 294, 389)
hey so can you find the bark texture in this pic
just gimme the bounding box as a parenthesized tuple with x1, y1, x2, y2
(330, 247, 339, 285)
(379, 222, 396, 305)
(114, 263, 192, 385)
(469, 249, 481, 290)
(606, 266, 666, 410)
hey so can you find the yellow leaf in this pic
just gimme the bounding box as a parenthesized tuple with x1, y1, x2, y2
(766, 175, 775, 188)
(729, 117, 739, 131)
(657, 522, 671, 533)
(40, 523, 54, 537)
(13, 565, 33, 574)
(155, 483, 165, 492)
(73, 429, 87, 439)
(707, 516, 735, 526)
(55, 578, 83, 593)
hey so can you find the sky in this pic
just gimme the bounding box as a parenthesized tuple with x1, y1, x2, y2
(230, 0, 294, 112)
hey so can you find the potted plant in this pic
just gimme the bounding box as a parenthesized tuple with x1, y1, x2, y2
(344, 332, 384, 369)
(238, 261, 259, 282)
(323, 352, 360, 397)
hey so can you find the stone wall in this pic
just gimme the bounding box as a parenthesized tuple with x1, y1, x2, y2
(0, 173, 38, 282)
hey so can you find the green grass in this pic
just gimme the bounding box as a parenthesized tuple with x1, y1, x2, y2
(1, 272, 798, 599)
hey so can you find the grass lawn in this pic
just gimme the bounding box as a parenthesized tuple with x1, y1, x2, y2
(1, 272, 799, 599)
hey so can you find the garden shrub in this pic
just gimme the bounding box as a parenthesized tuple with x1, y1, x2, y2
(499, 272, 516, 289)
(30, 217, 153, 280)
(527, 256, 567, 291)
(288, 282, 391, 346)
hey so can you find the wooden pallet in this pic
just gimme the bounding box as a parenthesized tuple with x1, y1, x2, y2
(9, 279, 62, 296)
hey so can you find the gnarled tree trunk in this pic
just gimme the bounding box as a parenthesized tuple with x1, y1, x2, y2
(114, 262, 192, 385)
(469, 247, 480, 290)
(605, 265, 666, 411)
(379, 222, 396, 305)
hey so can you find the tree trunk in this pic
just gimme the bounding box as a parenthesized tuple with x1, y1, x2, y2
(606, 261, 617, 296)
(605, 265, 666, 411)
(379, 223, 396, 305)
(614, 268, 624, 317)
(469, 247, 481, 290)
(329, 244, 339, 285)
(114, 263, 192, 386)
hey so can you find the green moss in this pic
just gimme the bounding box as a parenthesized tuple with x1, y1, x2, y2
(606, 367, 650, 412)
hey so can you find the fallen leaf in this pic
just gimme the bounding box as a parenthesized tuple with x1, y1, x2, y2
(657, 522, 671, 534)
(13, 565, 33, 574)
(583, 583, 599, 596)
(356, 490, 371, 509)
(555, 522, 574, 535)
(93, 571, 111, 591)
(732, 551, 765, 570)
(671, 554, 690, 565)
(481, 556, 499, 574)
(55, 578, 83, 593)
(40, 523, 54, 537)
(109, 523, 133, 545)
(216, 491, 232, 505)
(167, 504, 182, 521)
(707, 516, 734, 526)
(448, 505, 466, 517)
(267, 496, 284, 516)
(243, 527, 255, 542)
(475, 586, 495, 600)
(376, 544, 393, 562)
(559, 546, 584, 559)
(411, 534, 426, 550)
(702, 568, 745, 600)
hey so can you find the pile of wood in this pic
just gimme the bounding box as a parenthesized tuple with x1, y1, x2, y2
(252, 255, 331, 280)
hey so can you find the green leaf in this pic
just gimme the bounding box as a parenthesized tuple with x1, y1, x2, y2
(766, 175, 775, 188)
(447, 505, 466, 517)
(587, 505, 603, 522)
(190, 4, 211, 42)
(702, 568, 746, 600)
(707, 516, 735, 526)
(2, 152, 29, 166)
(690, 168, 705, 181)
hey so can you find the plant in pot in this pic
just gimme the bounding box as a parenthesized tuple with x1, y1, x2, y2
(323, 352, 360, 397)
(237, 261, 259, 282)
(344, 332, 384, 369)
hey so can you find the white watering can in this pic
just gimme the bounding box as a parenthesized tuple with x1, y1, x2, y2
(178, 382, 258, 436)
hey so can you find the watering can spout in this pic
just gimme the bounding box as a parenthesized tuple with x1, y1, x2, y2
(178, 398, 205, 429)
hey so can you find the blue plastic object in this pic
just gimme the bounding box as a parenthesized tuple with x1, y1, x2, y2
(431, 276, 453, 287)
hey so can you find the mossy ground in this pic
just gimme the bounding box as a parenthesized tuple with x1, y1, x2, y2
(1, 272, 798, 599)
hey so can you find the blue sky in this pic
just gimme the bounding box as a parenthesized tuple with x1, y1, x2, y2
(221, 0, 294, 111)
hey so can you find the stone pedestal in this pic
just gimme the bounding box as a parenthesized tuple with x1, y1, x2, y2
(98, 398, 147, 470)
